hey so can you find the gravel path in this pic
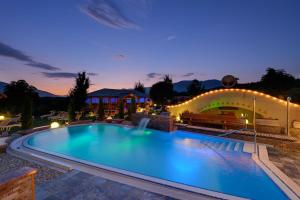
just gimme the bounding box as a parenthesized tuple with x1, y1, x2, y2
(0, 153, 64, 184)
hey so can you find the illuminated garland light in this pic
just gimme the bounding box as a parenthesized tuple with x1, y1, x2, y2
(167, 89, 300, 108)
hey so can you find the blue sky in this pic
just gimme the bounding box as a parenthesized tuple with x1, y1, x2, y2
(0, 0, 299, 95)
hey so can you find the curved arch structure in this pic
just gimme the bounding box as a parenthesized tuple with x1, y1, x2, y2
(167, 89, 300, 128)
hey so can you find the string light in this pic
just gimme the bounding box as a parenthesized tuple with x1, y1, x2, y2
(167, 88, 300, 108)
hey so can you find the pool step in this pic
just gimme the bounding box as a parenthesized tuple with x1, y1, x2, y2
(202, 140, 244, 153)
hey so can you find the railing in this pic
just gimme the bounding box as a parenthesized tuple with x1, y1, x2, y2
(217, 128, 257, 154)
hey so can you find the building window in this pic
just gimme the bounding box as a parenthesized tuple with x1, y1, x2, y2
(92, 97, 99, 104)
(110, 97, 118, 103)
(85, 98, 91, 104)
(139, 98, 145, 103)
(103, 97, 109, 103)
(126, 99, 131, 104)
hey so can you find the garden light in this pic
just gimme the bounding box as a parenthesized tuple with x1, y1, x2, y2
(50, 122, 60, 129)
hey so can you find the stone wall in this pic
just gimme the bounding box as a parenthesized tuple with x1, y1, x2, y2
(132, 113, 175, 132)
(0, 167, 37, 200)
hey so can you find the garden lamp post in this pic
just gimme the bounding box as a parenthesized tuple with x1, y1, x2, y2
(287, 97, 291, 136)
(253, 97, 257, 154)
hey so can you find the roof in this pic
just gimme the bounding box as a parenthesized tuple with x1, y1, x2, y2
(88, 88, 148, 98)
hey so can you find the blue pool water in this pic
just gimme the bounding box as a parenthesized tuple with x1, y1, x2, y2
(25, 124, 288, 200)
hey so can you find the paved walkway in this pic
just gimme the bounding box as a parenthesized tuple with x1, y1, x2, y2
(36, 170, 175, 200)
(267, 147, 300, 186)
(0, 153, 63, 184)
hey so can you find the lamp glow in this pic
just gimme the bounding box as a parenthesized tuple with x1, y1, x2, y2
(245, 119, 249, 124)
(50, 122, 60, 129)
(0, 115, 4, 120)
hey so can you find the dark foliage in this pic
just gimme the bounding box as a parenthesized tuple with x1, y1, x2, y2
(260, 68, 295, 94)
(134, 81, 145, 93)
(187, 79, 204, 96)
(21, 97, 33, 129)
(68, 103, 76, 121)
(68, 72, 90, 121)
(119, 100, 124, 119)
(34, 97, 69, 116)
(150, 75, 173, 105)
(237, 68, 300, 103)
(128, 97, 136, 119)
(4, 80, 38, 129)
(97, 97, 105, 120)
(4, 80, 38, 114)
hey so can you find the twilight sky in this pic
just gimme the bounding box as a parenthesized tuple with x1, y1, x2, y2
(0, 0, 299, 95)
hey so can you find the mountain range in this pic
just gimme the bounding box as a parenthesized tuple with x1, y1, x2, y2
(145, 79, 222, 94)
(1, 79, 222, 97)
(0, 81, 58, 97)
(173, 79, 222, 93)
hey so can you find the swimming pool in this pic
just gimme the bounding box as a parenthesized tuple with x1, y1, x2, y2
(25, 124, 288, 200)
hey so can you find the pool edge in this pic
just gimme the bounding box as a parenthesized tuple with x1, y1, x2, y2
(255, 146, 300, 200)
(8, 123, 299, 200)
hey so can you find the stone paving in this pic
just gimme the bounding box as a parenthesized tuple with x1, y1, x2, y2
(267, 147, 300, 186)
(36, 170, 175, 200)
(0, 153, 63, 184)
(2, 145, 300, 199)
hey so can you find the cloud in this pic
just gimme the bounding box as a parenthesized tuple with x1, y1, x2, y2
(182, 72, 194, 77)
(80, 0, 139, 29)
(0, 41, 60, 71)
(42, 72, 77, 78)
(166, 35, 176, 41)
(147, 72, 162, 79)
(0, 41, 33, 62)
(87, 72, 98, 76)
(114, 54, 126, 60)
(42, 72, 98, 78)
(26, 62, 60, 71)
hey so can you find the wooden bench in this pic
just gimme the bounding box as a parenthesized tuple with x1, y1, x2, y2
(181, 112, 244, 129)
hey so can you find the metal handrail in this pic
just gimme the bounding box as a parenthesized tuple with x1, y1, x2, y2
(217, 128, 249, 137)
(217, 128, 257, 154)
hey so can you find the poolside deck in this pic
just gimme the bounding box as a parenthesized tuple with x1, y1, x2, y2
(268, 147, 300, 186)
(1, 123, 300, 199)
(0, 153, 177, 200)
(36, 170, 175, 200)
(2, 147, 300, 200)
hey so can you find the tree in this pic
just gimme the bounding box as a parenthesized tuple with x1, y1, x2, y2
(67, 103, 76, 121)
(97, 97, 105, 120)
(149, 75, 173, 105)
(131, 97, 136, 113)
(118, 100, 124, 119)
(163, 75, 172, 84)
(68, 72, 90, 121)
(260, 68, 295, 94)
(187, 79, 203, 96)
(128, 97, 136, 119)
(4, 80, 38, 129)
(134, 81, 145, 93)
(21, 97, 33, 129)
